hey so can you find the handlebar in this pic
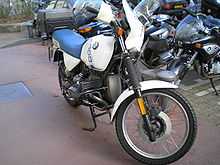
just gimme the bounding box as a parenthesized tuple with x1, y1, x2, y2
(85, 6, 99, 15)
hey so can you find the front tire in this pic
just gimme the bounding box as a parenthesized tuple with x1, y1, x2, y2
(115, 89, 197, 165)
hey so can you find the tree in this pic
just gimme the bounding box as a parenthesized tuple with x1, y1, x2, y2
(0, 0, 11, 18)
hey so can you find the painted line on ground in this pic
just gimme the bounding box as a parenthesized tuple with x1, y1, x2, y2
(181, 78, 220, 91)
(195, 85, 220, 97)
(180, 79, 210, 91)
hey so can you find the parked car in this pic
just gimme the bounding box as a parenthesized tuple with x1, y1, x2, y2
(34, 0, 76, 40)
(154, 0, 195, 19)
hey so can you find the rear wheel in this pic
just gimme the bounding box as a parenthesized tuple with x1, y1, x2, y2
(58, 62, 81, 107)
(115, 89, 197, 165)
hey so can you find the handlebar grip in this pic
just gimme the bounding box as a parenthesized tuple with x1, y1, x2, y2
(86, 6, 99, 15)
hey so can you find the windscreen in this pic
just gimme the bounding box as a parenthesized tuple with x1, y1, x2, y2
(175, 15, 206, 42)
(134, 0, 160, 16)
(72, 0, 102, 27)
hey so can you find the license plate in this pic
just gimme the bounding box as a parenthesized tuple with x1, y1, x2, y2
(174, 4, 184, 9)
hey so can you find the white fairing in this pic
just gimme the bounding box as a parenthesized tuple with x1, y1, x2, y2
(110, 80, 178, 121)
(81, 35, 115, 71)
(63, 52, 80, 71)
(96, 2, 115, 24)
(123, 0, 145, 52)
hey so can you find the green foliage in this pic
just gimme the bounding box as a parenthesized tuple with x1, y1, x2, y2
(0, 0, 34, 19)
(0, 6, 11, 18)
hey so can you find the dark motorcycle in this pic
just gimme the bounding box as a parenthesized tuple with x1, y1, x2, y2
(139, 2, 202, 71)
(167, 10, 220, 93)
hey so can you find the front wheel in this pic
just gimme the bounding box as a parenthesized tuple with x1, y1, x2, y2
(115, 89, 197, 165)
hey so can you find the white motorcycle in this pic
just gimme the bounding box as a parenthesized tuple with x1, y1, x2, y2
(51, 0, 197, 164)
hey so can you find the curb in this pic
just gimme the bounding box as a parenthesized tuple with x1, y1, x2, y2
(0, 20, 33, 33)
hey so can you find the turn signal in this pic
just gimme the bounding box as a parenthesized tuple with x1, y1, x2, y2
(194, 43, 203, 49)
(116, 27, 125, 37)
(79, 27, 92, 34)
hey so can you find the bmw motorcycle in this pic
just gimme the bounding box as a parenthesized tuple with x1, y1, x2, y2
(166, 10, 220, 91)
(51, 0, 197, 164)
(138, 2, 201, 71)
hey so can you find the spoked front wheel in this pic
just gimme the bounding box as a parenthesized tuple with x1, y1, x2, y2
(115, 89, 197, 165)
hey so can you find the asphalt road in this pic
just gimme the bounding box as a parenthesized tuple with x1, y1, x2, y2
(0, 43, 220, 165)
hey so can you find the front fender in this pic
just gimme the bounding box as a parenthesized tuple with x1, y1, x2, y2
(110, 80, 177, 121)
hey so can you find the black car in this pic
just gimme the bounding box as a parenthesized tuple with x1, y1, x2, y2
(201, 0, 220, 18)
(34, 0, 76, 40)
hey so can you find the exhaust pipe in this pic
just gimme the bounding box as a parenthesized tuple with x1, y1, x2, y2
(86, 93, 109, 110)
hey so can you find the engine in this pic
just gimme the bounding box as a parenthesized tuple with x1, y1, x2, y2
(203, 54, 220, 76)
(67, 71, 122, 108)
(200, 44, 220, 77)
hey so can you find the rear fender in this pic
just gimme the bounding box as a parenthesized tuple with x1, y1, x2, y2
(51, 38, 63, 62)
(110, 80, 177, 121)
(53, 49, 63, 62)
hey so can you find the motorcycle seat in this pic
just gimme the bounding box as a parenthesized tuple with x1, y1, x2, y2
(52, 29, 86, 58)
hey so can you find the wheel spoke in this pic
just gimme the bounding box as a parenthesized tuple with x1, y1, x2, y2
(171, 119, 186, 127)
(167, 136, 179, 150)
(147, 96, 160, 107)
(161, 144, 170, 154)
(165, 103, 178, 114)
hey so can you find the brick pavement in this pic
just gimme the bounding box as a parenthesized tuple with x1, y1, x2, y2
(0, 43, 219, 165)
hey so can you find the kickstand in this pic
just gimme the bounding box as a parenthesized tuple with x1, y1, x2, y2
(209, 78, 219, 95)
(82, 106, 110, 132)
(82, 106, 97, 132)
